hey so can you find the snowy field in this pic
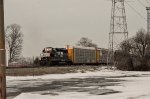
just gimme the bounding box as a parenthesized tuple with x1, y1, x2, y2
(6, 67, 150, 99)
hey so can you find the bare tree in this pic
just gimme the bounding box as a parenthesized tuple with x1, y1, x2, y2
(34, 57, 40, 66)
(133, 29, 150, 58)
(5, 24, 23, 63)
(17, 56, 34, 66)
(120, 29, 150, 58)
(76, 37, 97, 48)
(120, 39, 132, 53)
(117, 29, 150, 70)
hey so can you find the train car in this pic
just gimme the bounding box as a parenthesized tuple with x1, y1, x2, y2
(39, 46, 112, 66)
(98, 48, 109, 65)
(67, 46, 100, 64)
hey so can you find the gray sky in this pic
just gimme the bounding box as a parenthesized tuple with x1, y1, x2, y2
(4, 0, 150, 57)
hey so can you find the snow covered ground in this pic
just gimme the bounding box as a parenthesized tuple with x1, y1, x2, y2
(6, 68, 150, 99)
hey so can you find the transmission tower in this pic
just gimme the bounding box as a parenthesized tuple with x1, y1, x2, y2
(146, 7, 150, 33)
(108, 0, 128, 65)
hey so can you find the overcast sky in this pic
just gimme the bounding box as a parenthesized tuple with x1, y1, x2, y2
(4, 0, 150, 57)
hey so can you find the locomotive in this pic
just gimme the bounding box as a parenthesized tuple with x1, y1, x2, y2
(40, 46, 111, 66)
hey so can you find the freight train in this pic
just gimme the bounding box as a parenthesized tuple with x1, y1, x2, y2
(40, 46, 112, 66)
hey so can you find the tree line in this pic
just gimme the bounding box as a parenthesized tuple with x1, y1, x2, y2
(115, 29, 150, 71)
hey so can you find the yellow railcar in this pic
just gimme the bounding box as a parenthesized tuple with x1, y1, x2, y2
(66, 46, 100, 64)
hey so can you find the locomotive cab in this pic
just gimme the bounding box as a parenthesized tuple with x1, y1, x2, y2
(40, 47, 72, 66)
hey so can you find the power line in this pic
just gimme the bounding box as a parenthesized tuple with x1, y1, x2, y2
(125, 1, 147, 21)
(145, 0, 150, 5)
(137, 0, 146, 8)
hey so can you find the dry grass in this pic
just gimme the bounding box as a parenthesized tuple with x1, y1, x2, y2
(6, 66, 101, 76)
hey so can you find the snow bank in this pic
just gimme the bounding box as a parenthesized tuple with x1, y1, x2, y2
(7, 69, 148, 81)
(14, 93, 51, 99)
(10, 70, 150, 99)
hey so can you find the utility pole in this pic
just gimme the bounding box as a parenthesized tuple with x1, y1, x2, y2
(0, 0, 6, 99)
(107, 0, 128, 65)
(146, 7, 150, 33)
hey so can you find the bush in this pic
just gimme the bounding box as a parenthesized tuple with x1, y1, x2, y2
(114, 51, 150, 71)
(115, 29, 150, 71)
(132, 57, 150, 71)
(114, 51, 133, 71)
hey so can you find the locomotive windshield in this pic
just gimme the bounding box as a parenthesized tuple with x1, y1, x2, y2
(42, 47, 53, 53)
